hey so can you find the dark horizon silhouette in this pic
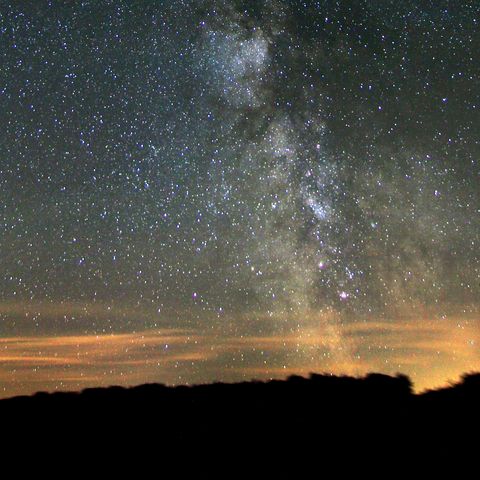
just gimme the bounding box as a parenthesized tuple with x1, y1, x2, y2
(3, 370, 479, 403)
(3, 371, 479, 450)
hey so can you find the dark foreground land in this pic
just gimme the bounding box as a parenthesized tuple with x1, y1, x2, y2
(2, 372, 479, 453)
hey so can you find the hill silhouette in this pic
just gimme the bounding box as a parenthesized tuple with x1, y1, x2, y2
(2, 372, 479, 456)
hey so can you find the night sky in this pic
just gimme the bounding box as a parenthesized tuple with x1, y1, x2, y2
(0, 0, 479, 398)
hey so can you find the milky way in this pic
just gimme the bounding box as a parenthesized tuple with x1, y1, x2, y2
(0, 1, 479, 396)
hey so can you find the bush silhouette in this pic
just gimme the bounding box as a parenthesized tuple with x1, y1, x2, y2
(1, 372, 478, 452)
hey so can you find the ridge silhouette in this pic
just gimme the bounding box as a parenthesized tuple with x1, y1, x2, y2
(2, 372, 479, 450)
(4, 372, 478, 472)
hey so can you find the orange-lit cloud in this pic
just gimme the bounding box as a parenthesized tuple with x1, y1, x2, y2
(1, 313, 478, 398)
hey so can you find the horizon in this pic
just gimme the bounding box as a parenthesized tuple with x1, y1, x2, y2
(1, 311, 478, 398)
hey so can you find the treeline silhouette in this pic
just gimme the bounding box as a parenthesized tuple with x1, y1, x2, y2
(2, 372, 479, 457)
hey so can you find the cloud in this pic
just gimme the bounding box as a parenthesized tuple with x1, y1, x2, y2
(1, 311, 478, 397)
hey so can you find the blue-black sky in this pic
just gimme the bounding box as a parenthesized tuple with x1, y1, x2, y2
(0, 0, 479, 397)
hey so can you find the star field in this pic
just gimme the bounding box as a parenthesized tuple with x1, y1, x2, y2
(0, 0, 478, 397)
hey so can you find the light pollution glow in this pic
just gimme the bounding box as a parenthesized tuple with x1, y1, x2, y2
(1, 303, 478, 398)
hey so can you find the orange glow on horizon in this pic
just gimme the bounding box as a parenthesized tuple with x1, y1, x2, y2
(1, 314, 478, 398)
